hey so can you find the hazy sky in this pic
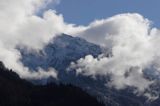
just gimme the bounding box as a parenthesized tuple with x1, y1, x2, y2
(51, 0, 160, 27)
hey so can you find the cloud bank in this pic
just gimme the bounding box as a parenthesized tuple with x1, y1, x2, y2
(0, 0, 86, 80)
(0, 0, 68, 79)
(69, 13, 160, 98)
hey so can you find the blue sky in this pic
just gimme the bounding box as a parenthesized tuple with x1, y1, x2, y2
(50, 0, 160, 27)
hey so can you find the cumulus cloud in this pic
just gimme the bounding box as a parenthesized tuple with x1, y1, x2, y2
(68, 13, 160, 97)
(0, 0, 68, 80)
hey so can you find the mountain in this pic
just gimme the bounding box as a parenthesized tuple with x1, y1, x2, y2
(20, 34, 160, 106)
(21, 34, 102, 84)
(21, 34, 102, 71)
(0, 61, 104, 106)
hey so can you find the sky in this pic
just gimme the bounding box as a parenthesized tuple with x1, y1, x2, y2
(51, 0, 160, 27)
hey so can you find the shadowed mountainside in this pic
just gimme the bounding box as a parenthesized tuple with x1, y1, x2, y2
(0, 62, 104, 106)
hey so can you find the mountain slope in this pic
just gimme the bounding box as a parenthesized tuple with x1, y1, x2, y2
(21, 34, 102, 70)
(20, 34, 160, 106)
(0, 61, 104, 106)
(21, 34, 102, 83)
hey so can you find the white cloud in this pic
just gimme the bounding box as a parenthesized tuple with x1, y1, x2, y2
(68, 13, 160, 98)
(0, 0, 67, 80)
